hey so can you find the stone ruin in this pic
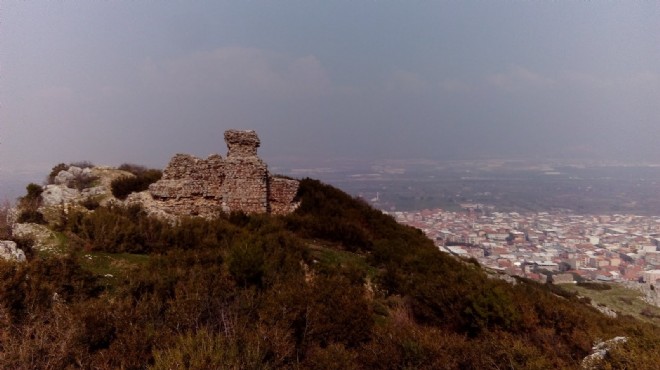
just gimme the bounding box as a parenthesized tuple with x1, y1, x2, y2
(147, 130, 299, 217)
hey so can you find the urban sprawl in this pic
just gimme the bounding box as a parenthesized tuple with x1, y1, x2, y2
(389, 205, 660, 290)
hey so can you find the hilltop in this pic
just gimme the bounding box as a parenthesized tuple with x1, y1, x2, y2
(1, 131, 660, 368)
(0, 176, 658, 368)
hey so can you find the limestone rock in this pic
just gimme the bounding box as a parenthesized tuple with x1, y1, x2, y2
(41, 184, 81, 206)
(582, 337, 627, 369)
(68, 166, 83, 177)
(591, 301, 617, 318)
(54, 170, 76, 185)
(81, 186, 107, 198)
(0, 241, 26, 262)
(125, 191, 177, 223)
(12, 222, 53, 241)
(54, 165, 91, 187)
(11, 223, 56, 252)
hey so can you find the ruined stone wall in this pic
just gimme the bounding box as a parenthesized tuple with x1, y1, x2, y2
(147, 129, 299, 218)
(222, 157, 269, 214)
(269, 176, 300, 215)
(152, 154, 225, 199)
(225, 130, 260, 157)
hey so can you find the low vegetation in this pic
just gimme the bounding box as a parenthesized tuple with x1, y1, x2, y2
(0, 178, 658, 368)
(564, 283, 660, 326)
(111, 164, 162, 200)
(16, 183, 46, 224)
(47, 161, 99, 190)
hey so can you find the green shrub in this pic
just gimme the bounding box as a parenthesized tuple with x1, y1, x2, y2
(25, 183, 43, 200)
(577, 282, 612, 291)
(228, 241, 265, 287)
(118, 163, 148, 175)
(47, 163, 68, 184)
(17, 184, 45, 224)
(81, 197, 101, 210)
(47, 162, 99, 189)
(111, 169, 162, 200)
(70, 174, 99, 191)
(17, 209, 46, 224)
(69, 161, 94, 169)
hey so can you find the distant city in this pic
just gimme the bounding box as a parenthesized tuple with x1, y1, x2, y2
(389, 207, 660, 288)
(288, 158, 660, 302)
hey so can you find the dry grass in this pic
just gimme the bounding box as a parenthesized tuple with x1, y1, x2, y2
(564, 283, 660, 326)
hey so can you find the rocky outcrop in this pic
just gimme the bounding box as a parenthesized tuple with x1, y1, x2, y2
(40, 165, 117, 207)
(0, 241, 26, 262)
(11, 223, 58, 253)
(146, 130, 299, 218)
(41, 185, 82, 207)
(582, 337, 627, 369)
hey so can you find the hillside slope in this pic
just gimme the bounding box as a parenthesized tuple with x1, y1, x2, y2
(1, 178, 658, 369)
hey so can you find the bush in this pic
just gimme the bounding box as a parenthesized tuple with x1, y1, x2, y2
(47, 163, 68, 184)
(17, 184, 45, 224)
(17, 209, 46, 224)
(69, 161, 94, 169)
(47, 162, 99, 189)
(577, 282, 612, 291)
(118, 163, 148, 175)
(228, 241, 265, 287)
(81, 197, 101, 211)
(111, 169, 162, 200)
(70, 174, 99, 191)
(25, 183, 43, 200)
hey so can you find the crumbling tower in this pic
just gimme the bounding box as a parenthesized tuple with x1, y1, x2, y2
(222, 130, 269, 213)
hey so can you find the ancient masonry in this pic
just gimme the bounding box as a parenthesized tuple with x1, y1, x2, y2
(148, 130, 299, 217)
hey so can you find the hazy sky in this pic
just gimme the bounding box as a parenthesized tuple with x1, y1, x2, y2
(1, 1, 659, 183)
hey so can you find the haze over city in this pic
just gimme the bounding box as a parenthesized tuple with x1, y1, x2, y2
(2, 1, 659, 200)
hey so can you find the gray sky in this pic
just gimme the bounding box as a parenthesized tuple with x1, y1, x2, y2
(1, 1, 659, 191)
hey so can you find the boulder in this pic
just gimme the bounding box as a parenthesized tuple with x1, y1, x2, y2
(582, 337, 627, 369)
(11, 223, 56, 252)
(0, 240, 26, 262)
(41, 184, 81, 206)
(81, 186, 107, 198)
(54, 170, 75, 185)
(68, 166, 83, 177)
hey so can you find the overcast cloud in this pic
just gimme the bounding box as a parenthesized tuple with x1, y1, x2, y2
(1, 1, 659, 198)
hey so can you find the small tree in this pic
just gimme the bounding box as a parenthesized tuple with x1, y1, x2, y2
(20, 183, 43, 209)
(111, 168, 162, 200)
(17, 184, 46, 225)
(47, 163, 68, 184)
